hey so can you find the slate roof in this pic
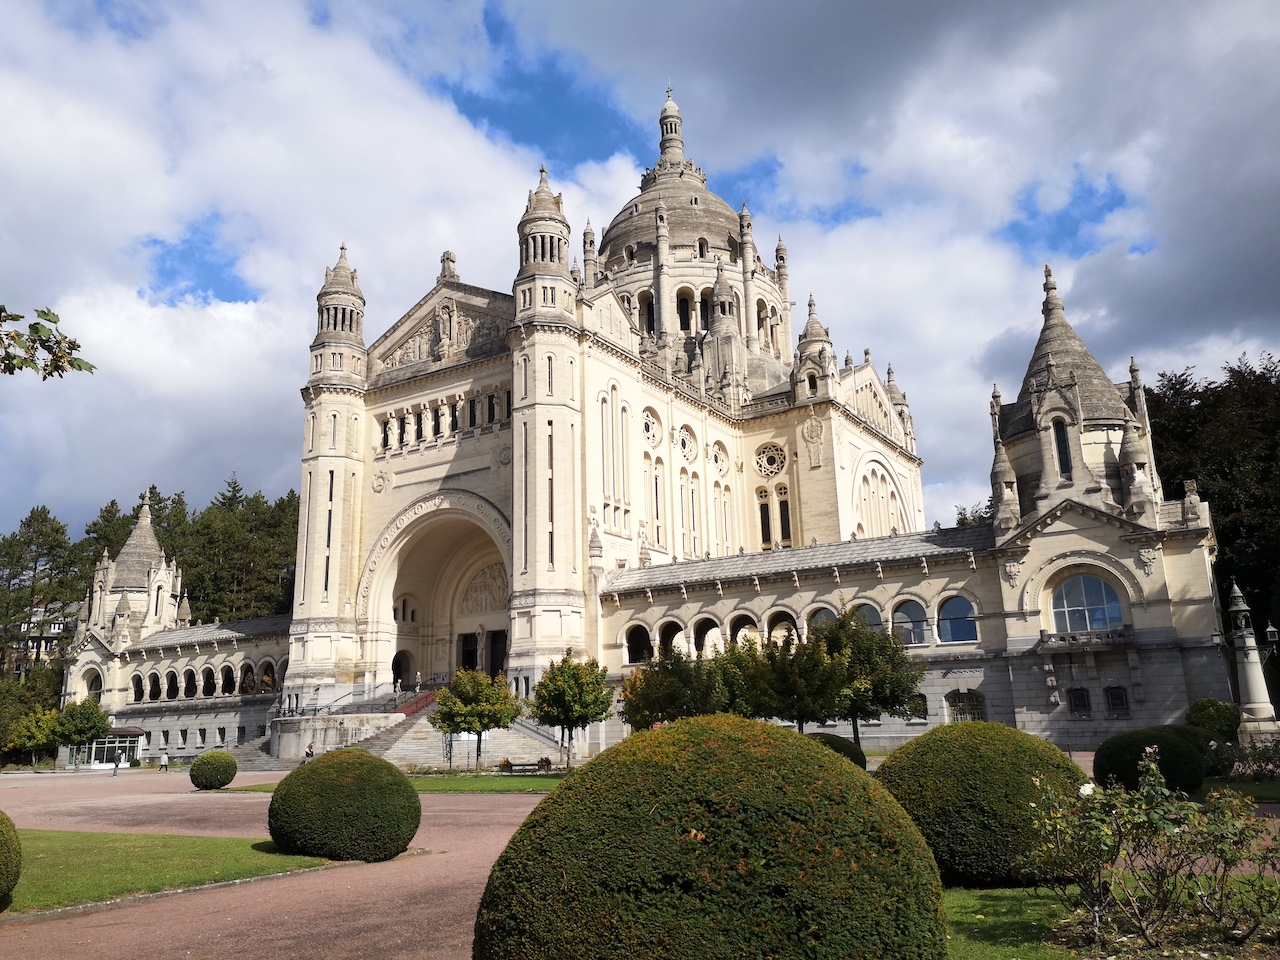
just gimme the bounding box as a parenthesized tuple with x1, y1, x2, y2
(131, 614, 292, 651)
(606, 525, 996, 594)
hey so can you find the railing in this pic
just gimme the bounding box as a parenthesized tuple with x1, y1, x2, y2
(1037, 626, 1134, 648)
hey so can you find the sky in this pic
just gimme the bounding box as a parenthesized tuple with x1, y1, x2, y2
(2, 0, 1278, 538)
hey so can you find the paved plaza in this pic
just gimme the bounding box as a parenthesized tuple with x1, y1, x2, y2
(0, 770, 540, 960)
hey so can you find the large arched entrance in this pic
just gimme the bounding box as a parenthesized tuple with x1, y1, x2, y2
(360, 492, 512, 688)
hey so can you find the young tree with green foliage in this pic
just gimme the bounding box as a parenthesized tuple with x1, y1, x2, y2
(56, 699, 112, 768)
(761, 629, 847, 734)
(433, 670, 523, 769)
(8, 707, 59, 769)
(809, 604, 927, 747)
(1, 306, 94, 378)
(529, 650, 613, 768)
(619, 650, 728, 730)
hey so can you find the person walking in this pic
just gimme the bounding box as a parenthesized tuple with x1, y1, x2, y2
(159, 750, 170, 773)
(112, 749, 123, 776)
(304, 741, 315, 763)
(415, 670, 422, 693)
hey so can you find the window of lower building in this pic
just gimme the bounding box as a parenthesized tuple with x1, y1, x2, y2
(853, 605, 883, 629)
(1067, 687, 1092, 717)
(893, 600, 928, 645)
(946, 690, 986, 723)
(907, 693, 928, 722)
(938, 596, 978, 643)
(1052, 574, 1124, 633)
(1104, 686, 1130, 718)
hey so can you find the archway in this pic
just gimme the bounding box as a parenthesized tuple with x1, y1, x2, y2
(361, 494, 512, 686)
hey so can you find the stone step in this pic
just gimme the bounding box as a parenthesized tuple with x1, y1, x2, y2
(362, 711, 557, 770)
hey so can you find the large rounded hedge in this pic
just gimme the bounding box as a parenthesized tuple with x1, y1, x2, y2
(875, 721, 1086, 887)
(806, 731, 868, 769)
(268, 748, 421, 862)
(0, 809, 20, 899)
(1093, 726, 1207, 793)
(474, 714, 945, 960)
(189, 750, 237, 790)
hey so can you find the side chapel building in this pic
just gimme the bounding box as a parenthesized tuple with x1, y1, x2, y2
(64, 94, 1231, 761)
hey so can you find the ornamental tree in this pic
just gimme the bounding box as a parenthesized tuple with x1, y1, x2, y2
(810, 604, 926, 746)
(56, 698, 112, 768)
(529, 650, 613, 768)
(433, 669, 522, 769)
(8, 706, 59, 770)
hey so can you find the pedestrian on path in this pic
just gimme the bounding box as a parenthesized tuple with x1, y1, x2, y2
(113, 749, 123, 776)
(304, 742, 315, 763)
(415, 670, 422, 693)
(159, 750, 169, 773)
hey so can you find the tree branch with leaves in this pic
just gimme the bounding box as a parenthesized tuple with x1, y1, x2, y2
(1, 306, 94, 379)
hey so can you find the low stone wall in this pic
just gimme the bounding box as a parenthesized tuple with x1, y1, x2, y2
(271, 713, 405, 759)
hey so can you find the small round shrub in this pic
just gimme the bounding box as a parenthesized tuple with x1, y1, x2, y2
(806, 731, 868, 769)
(1186, 697, 1241, 743)
(0, 809, 20, 899)
(474, 714, 945, 960)
(268, 748, 420, 862)
(875, 721, 1086, 887)
(189, 750, 237, 790)
(1093, 727, 1206, 793)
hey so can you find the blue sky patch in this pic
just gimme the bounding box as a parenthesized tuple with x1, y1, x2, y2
(430, 5, 646, 173)
(712, 155, 879, 226)
(995, 171, 1130, 261)
(141, 212, 259, 306)
(44, 0, 170, 41)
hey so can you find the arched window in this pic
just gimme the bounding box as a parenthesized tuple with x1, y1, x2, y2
(260, 662, 277, 694)
(659, 622, 683, 658)
(693, 618, 718, 656)
(908, 693, 928, 720)
(220, 665, 235, 695)
(1052, 575, 1123, 633)
(938, 596, 978, 643)
(776, 483, 791, 547)
(165, 671, 179, 700)
(1067, 688, 1091, 717)
(183, 669, 197, 698)
(893, 600, 927, 645)
(767, 611, 797, 646)
(239, 664, 256, 695)
(729, 615, 759, 646)
(809, 608, 837, 629)
(853, 605, 883, 629)
(697, 238, 708, 259)
(757, 487, 772, 548)
(626, 625, 653, 664)
(131, 674, 144, 703)
(148, 673, 161, 701)
(1104, 686, 1130, 718)
(1053, 418, 1073, 480)
(946, 690, 986, 723)
(201, 667, 216, 697)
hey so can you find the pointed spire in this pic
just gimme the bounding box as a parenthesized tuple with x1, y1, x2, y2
(801, 294, 828, 341)
(659, 87, 684, 161)
(112, 494, 166, 589)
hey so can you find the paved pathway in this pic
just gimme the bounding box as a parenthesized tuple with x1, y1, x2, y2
(0, 770, 539, 960)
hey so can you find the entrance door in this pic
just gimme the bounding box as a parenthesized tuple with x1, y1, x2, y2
(459, 633, 478, 671)
(487, 630, 508, 678)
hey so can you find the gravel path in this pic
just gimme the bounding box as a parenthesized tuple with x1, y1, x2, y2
(0, 770, 540, 960)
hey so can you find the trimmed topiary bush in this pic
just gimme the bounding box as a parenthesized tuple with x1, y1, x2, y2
(268, 748, 420, 862)
(189, 750, 237, 790)
(875, 721, 1086, 887)
(0, 809, 20, 899)
(1186, 697, 1241, 744)
(1093, 726, 1207, 793)
(474, 714, 945, 960)
(806, 731, 868, 769)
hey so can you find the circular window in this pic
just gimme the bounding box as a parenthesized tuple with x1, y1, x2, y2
(642, 409, 661, 448)
(711, 442, 729, 476)
(755, 443, 786, 477)
(677, 426, 696, 461)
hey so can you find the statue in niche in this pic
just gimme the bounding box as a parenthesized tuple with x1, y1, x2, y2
(802, 411, 824, 468)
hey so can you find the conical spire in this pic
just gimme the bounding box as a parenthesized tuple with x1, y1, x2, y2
(801, 294, 828, 342)
(320, 243, 364, 299)
(112, 493, 165, 589)
(1016, 265, 1129, 420)
(524, 164, 564, 218)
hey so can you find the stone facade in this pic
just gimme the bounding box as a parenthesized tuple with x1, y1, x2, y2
(62, 94, 1233, 760)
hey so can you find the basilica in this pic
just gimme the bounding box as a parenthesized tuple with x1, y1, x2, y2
(62, 94, 1232, 763)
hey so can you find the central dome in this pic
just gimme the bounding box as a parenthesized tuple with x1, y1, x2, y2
(598, 93, 742, 268)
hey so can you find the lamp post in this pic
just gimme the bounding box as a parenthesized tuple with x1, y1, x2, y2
(1227, 580, 1280, 743)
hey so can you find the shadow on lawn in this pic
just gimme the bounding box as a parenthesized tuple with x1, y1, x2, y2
(947, 889, 1060, 947)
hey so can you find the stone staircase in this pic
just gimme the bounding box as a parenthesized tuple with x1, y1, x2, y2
(361, 711, 562, 770)
(225, 733, 292, 772)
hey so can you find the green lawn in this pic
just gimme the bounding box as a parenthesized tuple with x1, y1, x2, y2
(6, 830, 326, 913)
(942, 888, 1072, 960)
(1196, 777, 1280, 803)
(233, 772, 565, 794)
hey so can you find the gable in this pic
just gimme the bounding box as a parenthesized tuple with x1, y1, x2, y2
(369, 282, 513, 378)
(1002, 499, 1154, 548)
